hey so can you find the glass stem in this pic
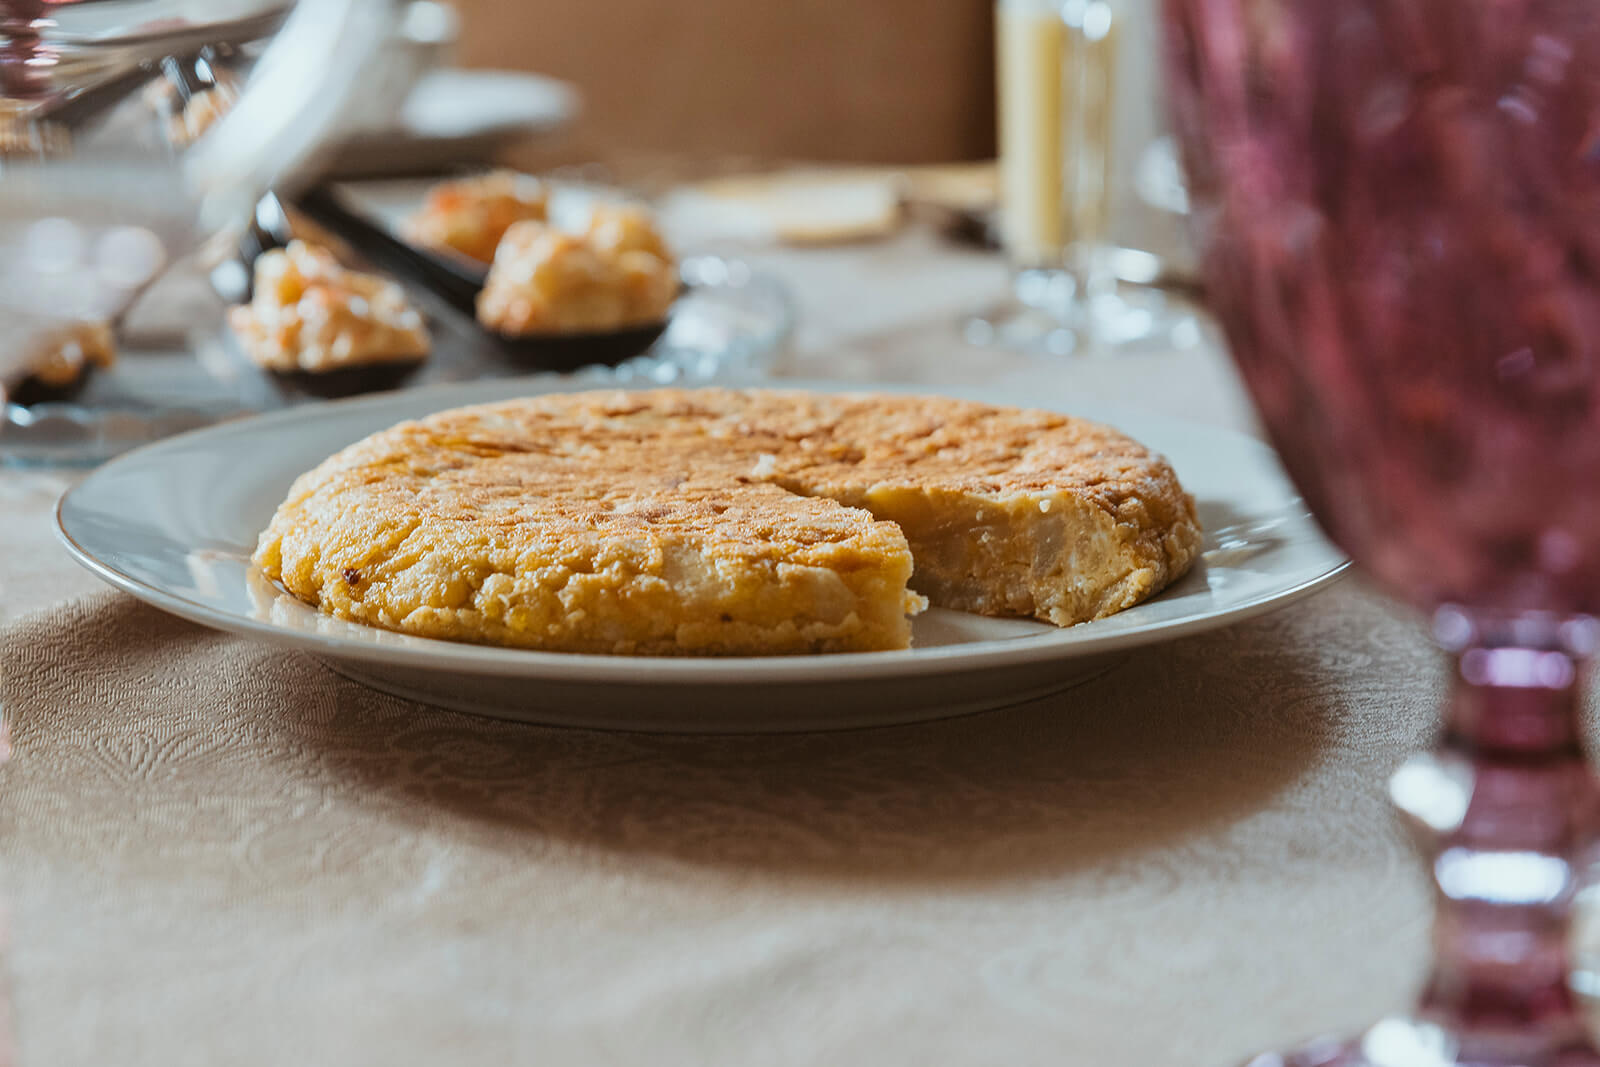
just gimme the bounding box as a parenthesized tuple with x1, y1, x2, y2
(1076, 241, 1119, 307)
(1400, 637, 1600, 1060)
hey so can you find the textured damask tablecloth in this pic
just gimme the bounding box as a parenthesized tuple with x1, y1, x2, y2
(0, 231, 1503, 1065)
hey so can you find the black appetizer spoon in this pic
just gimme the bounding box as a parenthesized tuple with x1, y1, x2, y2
(292, 186, 672, 372)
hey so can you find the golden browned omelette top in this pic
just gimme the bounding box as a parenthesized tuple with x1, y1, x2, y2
(395, 388, 1188, 501)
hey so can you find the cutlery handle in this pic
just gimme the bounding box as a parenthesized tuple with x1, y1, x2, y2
(295, 185, 485, 318)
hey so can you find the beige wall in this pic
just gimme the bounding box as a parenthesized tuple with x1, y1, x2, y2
(452, 0, 997, 164)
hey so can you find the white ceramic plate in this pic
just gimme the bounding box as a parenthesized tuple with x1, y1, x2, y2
(56, 378, 1347, 732)
(325, 70, 580, 177)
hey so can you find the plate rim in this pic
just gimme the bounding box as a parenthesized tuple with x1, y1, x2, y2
(54, 377, 1351, 685)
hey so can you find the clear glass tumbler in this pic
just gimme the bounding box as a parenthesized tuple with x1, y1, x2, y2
(973, 0, 1199, 357)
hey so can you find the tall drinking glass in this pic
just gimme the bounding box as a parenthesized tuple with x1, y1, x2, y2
(975, 0, 1198, 356)
(1163, 1, 1600, 1063)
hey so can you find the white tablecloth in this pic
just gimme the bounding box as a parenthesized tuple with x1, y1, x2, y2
(0, 227, 1481, 1066)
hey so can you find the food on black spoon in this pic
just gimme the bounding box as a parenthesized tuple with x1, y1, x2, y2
(3, 321, 115, 407)
(477, 203, 678, 337)
(403, 170, 550, 265)
(228, 241, 430, 398)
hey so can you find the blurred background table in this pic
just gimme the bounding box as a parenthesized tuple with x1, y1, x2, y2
(0, 196, 1468, 1065)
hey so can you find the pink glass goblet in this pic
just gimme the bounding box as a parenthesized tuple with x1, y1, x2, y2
(1164, 1, 1600, 1064)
